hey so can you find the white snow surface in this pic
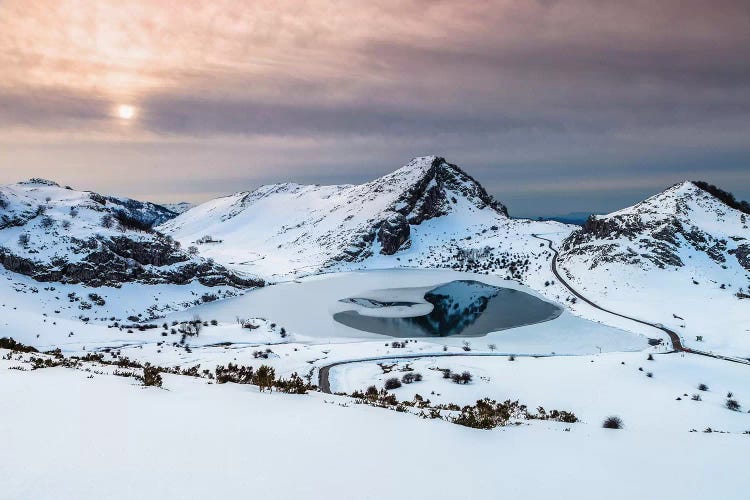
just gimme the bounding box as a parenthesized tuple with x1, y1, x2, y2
(1, 350, 747, 500)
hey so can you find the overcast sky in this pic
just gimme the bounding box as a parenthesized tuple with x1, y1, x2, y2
(1, 0, 748, 216)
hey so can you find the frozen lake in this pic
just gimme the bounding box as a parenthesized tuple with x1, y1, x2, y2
(165, 269, 646, 354)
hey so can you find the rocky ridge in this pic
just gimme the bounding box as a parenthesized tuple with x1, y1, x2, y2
(0, 179, 261, 288)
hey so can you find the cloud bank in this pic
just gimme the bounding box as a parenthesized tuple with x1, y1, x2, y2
(1, 0, 748, 215)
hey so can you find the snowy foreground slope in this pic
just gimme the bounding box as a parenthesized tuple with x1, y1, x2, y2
(1, 349, 747, 500)
(160, 156, 571, 283)
(559, 181, 750, 357)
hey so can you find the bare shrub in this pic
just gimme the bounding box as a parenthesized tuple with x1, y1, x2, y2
(602, 416, 623, 429)
(384, 377, 402, 390)
(726, 399, 741, 412)
(141, 363, 163, 387)
(451, 371, 473, 384)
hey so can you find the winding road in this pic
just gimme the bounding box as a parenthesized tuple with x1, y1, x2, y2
(532, 234, 749, 366)
(317, 235, 748, 394)
(318, 352, 554, 394)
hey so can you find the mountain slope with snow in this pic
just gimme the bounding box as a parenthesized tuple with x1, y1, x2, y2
(559, 181, 750, 357)
(160, 156, 572, 283)
(161, 201, 193, 215)
(0, 179, 261, 288)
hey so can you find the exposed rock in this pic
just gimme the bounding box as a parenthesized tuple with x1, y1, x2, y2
(561, 180, 750, 273)
(730, 244, 750, 271)
(395, 157, 508, 224)
(0, 179, 260, 288)
(562, 214, 686, 269)
(104, 197, 178, 227)
(0, 242, 260, 288)
(377, 213, 410, 255)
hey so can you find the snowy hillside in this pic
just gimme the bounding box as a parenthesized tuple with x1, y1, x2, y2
(559, 181, 750, 357)
(2, 174, 748, 500)
(161, 201, 193, 214)
(0, 179, 261, 288)
(160, 156, 572, 283)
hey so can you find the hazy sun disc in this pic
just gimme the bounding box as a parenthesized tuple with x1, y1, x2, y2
(117, 104, 136, 120)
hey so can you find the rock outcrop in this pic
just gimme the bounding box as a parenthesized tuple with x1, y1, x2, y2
(377, 213, 410, 255)
(0, 179, 262, 288)
(560, 181, 750, 272)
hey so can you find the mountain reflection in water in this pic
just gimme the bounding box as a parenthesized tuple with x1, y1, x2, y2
(333, 280, 562, 338)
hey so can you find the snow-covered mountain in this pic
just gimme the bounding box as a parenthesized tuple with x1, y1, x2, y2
(159, 156, 571, 281)
(0, 179, 261, 288)
(559, 181, 750, 357)
(561, 181, 750, 271)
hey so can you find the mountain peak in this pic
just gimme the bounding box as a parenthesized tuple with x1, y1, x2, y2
(690, 180, 750, 215)
(604, 179, 746, 220)
(377, 156, 507, 223)
(17, 178, 61, 187)
(392, 156, 467, 180)
(563, 177, 750, 271)
(160, 156, 515, 277)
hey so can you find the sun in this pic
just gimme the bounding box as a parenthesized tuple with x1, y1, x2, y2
(117, 104, 136, 120)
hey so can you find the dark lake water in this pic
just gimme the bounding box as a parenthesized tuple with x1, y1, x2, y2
(333, 280, 562, 338)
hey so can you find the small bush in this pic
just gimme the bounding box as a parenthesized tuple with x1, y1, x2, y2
(698, 383, 709, 391)
(402, 372, 422, 384)
(726, 399, 741, 412)
(215, 363, 254, 384)
(451, 371, 473, 384)
(602, 416, 623, 429)
(384, 377, 402, 390)
(691, 394, 702, 401)
(141, 363, 163, 387)
(87, 293, 106, 306)
(40, 215, 55, 229)
(253, 364, 276, 392)
(0, 337, 38, 353)
(274, 373, 314, 394)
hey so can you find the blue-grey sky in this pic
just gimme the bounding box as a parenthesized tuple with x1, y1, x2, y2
(1, 0, 748, 216)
